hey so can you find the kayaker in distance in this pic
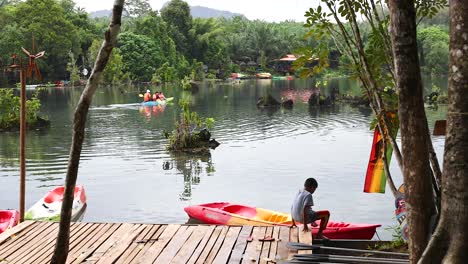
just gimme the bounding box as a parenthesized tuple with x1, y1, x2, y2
(143, 89, 152, 102)
(152, 91, 166, 101)
(291, 177, 330, 239)
(159, 91, 166, 100)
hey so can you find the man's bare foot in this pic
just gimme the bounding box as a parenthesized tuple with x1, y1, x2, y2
(314, 233, 330, 240)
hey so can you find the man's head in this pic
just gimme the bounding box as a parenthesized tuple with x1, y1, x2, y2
(304, 178, 318, 193)
(146, 89, 150, 93)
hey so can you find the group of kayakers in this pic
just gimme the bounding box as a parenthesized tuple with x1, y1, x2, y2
(143, 89, 166, 102)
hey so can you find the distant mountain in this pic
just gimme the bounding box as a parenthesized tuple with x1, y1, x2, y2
(89, 9, 112, 18)
(190, 6, 243, 19)
(89, 5, 244, 19)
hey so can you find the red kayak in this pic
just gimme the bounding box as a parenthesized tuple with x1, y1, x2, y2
(0, 210, 19, 234)
(184, 202, 381, 240)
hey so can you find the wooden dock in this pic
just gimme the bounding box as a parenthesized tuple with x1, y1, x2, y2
(0, 221, 312, 263)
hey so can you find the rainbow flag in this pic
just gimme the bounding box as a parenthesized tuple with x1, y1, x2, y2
(364, 117, 398, 193)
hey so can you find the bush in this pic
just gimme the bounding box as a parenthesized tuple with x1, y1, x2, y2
(152, 62, 178, 83)
(167, 99, 215, 151)
(0, 89, 42, 129)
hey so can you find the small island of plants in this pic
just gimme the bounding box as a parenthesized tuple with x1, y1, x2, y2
(165, 100, 219, 154)
(0, 89, 49, 132)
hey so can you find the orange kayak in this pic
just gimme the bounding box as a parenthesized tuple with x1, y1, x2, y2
(184, 202, 381, 239)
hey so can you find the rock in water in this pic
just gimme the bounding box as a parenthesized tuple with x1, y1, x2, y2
(281, 99, 294, 109)
(257, 94, 280, 107)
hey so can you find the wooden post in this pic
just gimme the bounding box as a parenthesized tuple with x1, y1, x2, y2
(19, 68, 26, 222)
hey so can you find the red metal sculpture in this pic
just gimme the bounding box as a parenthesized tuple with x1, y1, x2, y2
(21, 47, 44, 80)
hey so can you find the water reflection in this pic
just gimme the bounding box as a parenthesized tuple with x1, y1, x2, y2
(163, 152, 215, 201)
(139, 105, 166, 119)
(0, 77, 447, 239)
(281, 88, 315, 103)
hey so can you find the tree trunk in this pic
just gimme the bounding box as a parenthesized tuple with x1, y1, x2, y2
(418, 1, 468, 263)
(388, 1, 436, 262)
(50, 1, 124, 263)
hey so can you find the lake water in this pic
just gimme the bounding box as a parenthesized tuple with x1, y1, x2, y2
(0, 77, 447, 240)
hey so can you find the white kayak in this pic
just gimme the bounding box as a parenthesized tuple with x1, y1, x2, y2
(25, 185, 87, 221)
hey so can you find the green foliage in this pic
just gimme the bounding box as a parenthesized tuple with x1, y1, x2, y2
(416, 0, 448, 21)
(118, 32, 163, 82)
(0, 89, 42, 129)
(0, 0, 449, 87)
(205, 71, 217, 79)
(152, 62, 178, 83)
(161, 0, 192, 56)
(67, 51, 80, 84)
(89, 40, 127, 84)
(168, 99, 215, 151)
(384, 223, 406, 248)
(181, 76, 192, 90)
(418, 26, 449, 74)
(124, 0, 152, 17)
(13, 0, 80, 80)
(190, 59, 205, 81)
(189, 18, 229, 71)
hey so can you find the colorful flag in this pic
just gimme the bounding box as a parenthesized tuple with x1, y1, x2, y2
(364, 114, 398, 193)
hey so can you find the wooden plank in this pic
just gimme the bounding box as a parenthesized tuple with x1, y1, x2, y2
(68, 223, 118, 264)
(154, 226, 193, 263)
(275, 226, 290, 261)
(0, 222, 55, 263)
(170, 225, 211, 264)
(126, 225, 167, 264)
(193, 226, 223, 264)
(72, 223, 123, 264)
(0, 221, 49, 254)
(93, 224, 146, 264)
(115, 224, 159, 264)
(0, 221, 53, 257)
(0, 220, 35, 245)
(213, 226, 242, 264)
(78, 223, 139, 264)
(227, 226, 253, 264)
(33, 223, 94, 264)
(10, 221, 66, 263)
(288, 226, 299, 260)
(185, 225, 217, 264)
(135, 224, 181, 264)
(266, 226, 281, 263)
(24, 222, 84, 264)
(298, 226, 312, 255)
(67, 223, 106, 262)
(205, 226, 230, 264)
(241, 226, 267, 264)
(259, 226, 274, 264)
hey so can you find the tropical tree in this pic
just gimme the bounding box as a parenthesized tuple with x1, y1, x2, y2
(189, 18, 229, 70)
(132, 11, 179, 67)
(160, 0, 192, 56)
(418, 0, 468, 262)
(418, 26, 449, 74)
(14, 0, 80, 80)
(388, 1, 436, 262)
(124, 0, 152, 17)
(117, 32, 163, 81)
(89, 39, 127, 83)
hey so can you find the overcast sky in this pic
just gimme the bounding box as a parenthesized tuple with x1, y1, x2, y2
(74, 0, 321, 22)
